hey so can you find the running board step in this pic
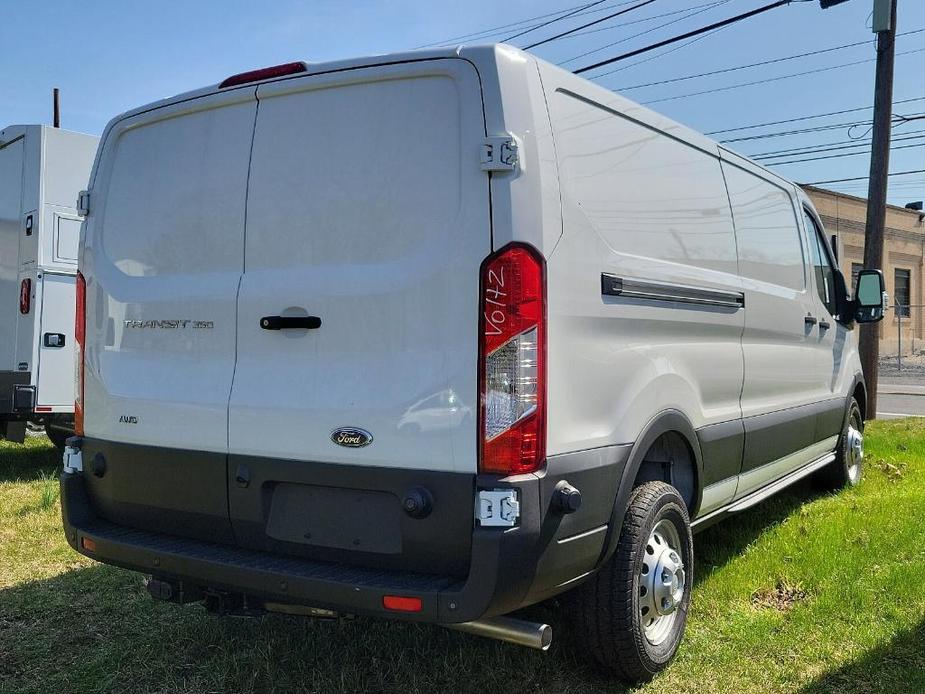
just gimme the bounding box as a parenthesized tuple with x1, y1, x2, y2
(693, 452, 835, 528)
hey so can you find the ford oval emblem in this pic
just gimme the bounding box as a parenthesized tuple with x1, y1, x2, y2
(331, 427, 373, 448)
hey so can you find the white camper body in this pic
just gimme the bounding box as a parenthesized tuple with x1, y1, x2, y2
(0, 125, 98, 443)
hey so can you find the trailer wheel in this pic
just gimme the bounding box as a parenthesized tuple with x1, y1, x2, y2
(571, 481, 692, 683)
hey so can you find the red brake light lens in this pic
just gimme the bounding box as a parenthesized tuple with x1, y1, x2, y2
(74, 271, 86, 436)
(478, 243, 546, 476)
(219, 62, 307, 89)
(19, 278, 31, 314)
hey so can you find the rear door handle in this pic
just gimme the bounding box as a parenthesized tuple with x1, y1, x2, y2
(804, 315, 817, 326)
(260, 315, 322, 330)
(819, 319, 831, 330)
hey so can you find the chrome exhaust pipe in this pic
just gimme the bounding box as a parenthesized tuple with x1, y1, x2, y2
(446, 615, 552, 651)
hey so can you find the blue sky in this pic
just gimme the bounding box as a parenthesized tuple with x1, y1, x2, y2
(1, 0, 923, 203)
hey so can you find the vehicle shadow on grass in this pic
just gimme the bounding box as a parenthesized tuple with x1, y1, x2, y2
(0, 440, 59, 484)
(799, 618, 925, 694)
(0, 564, 633, 694)
(0, 479, 829, 694)
(692, 478, 820, 587)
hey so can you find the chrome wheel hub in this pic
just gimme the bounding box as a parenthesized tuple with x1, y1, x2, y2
(846, 424, 863, 484)
(639, 519, 686, 645)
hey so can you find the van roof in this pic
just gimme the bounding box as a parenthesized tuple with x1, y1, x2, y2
(103, 43, 797, 194)
(110, 45, 477, 125)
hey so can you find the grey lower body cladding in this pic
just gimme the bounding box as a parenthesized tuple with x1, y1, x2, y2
(60, 438, 628, 622)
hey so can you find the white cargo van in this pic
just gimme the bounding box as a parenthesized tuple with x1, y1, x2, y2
(60, 46, 886, 682)
(0, 125, 98, 447)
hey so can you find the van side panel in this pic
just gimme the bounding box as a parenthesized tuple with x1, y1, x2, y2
(539, 68, 744, 494)
(82, 92, 257, 452)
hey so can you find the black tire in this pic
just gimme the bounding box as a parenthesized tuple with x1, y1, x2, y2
(571, 481, 693, 683)
(45, 423, 71, 451)
(816, 397, 864, 490)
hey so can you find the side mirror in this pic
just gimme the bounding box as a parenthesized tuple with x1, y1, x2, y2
(854, 269, 887, 323)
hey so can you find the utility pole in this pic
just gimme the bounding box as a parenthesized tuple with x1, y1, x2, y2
(858, 0, 897, 419)
(53, 88, 60, 128)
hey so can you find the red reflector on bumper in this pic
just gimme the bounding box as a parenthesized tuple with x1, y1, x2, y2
(81, 537, 96, 552)
(383, 595, 422, 612)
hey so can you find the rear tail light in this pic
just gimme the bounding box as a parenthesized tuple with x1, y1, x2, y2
(478, 243, 546, 475)
(219, 61, 307, 89)
(19, 278, 31, 314)
(74, 271, 86, 436)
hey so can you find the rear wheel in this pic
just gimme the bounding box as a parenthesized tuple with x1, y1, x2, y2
(816, 397, 863, 490)
(45, 423, 71, 451)
(571, 481, 692, 683)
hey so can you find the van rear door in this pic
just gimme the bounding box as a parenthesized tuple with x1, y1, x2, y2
(228, 60, 489, 471)
(226, 60, 489, 564)
(84, 91, 256, 450)
(36, 273, 76, 407)
(80, 91, 256, 540)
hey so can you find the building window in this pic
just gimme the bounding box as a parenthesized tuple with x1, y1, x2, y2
(895, 268, 911, 317)
(851, 263, 864, 290)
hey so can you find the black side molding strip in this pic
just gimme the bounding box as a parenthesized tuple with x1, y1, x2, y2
(601, 274, 745, 309)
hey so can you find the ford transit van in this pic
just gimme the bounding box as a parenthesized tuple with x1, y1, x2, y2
(60, 45, 886, 682)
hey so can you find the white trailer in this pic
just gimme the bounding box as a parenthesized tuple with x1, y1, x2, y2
(0, 125, 98, 446)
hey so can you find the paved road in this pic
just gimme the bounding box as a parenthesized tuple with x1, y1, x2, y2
(877, 387, 925, 419)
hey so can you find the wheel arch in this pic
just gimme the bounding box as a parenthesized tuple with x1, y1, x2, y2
(851, 373, 867, 421)
(595, 409, 703, 570)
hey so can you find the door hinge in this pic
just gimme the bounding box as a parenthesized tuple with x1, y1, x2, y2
(77, 190, 90, 217)
(480, 135, 520, 172)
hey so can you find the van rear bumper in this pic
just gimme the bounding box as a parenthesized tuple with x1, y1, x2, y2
(60, 444, 629, 623)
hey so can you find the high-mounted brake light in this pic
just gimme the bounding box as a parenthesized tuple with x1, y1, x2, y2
(19, 278, 31, 314)
(219, 61, 308, 89)
(478, 243, 546, 476)
(74, 271, 86, 436)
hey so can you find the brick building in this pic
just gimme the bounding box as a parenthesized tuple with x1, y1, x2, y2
(804, 185, 925, 356)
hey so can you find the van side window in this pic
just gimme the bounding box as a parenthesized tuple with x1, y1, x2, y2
(722, 164, 805, 290)
(804, 210, 837, 316)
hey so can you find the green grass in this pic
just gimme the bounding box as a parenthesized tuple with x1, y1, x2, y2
(2, 422, 925, 693)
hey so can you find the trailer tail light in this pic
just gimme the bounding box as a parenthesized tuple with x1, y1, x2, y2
(19, 279, 31, 314)
(478, 243, 546, 476)
(219, 62, 307, 89)
(74, 271, 86, 436)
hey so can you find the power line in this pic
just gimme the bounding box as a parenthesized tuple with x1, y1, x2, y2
(748, 127, 925, 159)
(748, 130, 925, 161)
(707, 95, 925, 135)
(574, 0, 801, 75)
(414, 1, 596, 48)
(504, 0, 609, 43)
(641, 46, 925, 105)
(614, 27, 925, 90)
(805, 169, 925, 186)
(552, 1, 729, 41)
(558, 0, 731, 65)
(768, 140, 925, 166)
(588, 24, 732, 77)
(721, 121, 871, 143)
(525, 0, 657, 50)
